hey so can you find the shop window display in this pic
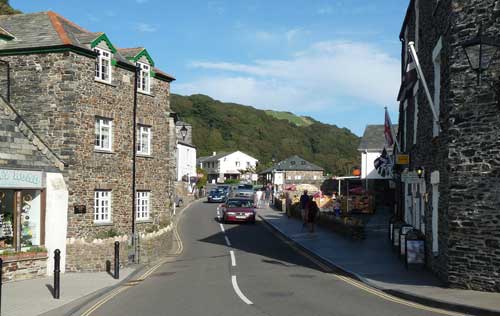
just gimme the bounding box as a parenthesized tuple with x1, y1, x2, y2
(0, 189, 42, 251)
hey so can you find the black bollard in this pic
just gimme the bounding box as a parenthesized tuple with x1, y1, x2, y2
(53, 249, 60, 299)
(114, 241, 119, 279)
(1, 257, 3, 315)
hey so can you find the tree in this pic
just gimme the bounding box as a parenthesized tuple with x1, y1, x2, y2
(0, 0, 21, 15)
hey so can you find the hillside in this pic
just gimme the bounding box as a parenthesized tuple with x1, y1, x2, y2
(264, 110, 314, 126)
(171, 94, 360, 175)
(0, 0, 21, 15)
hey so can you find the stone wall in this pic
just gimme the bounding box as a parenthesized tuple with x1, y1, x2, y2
(65, 225, 173, 272)
(1, 253, 48, 282)
(1, 50, 176, 271)
(399, 0, 500, 291)
(284, 170, 324, 185)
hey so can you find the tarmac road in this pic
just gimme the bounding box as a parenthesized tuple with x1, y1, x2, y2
(75, 200, 456, 316)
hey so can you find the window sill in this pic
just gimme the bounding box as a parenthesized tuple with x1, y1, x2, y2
(138, 90, 154, 97)
(94, 221, 113, 226)
(137, 219, 153, 224)
(94, 149, 115, 154)
(94, 79, 116, 87)
(137, 153, 153, 158)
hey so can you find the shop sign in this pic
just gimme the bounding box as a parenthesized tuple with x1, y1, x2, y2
(396, 154, 410, 165)
(274, 173, 284, 185)
(406, 240, 425, 264)
(0, 169, 44, 189)
(74, 205, 87, 214)
(401, 172, 421, 184)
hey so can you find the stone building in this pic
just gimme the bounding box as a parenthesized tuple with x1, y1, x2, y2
(397, 0, 500, 291)
(0, 11, 176, 274)
(260, 155, 324, 190)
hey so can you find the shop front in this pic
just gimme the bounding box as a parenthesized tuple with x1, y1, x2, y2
(0, 168, 67, 282)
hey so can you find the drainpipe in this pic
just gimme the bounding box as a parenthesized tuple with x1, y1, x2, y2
(132, 65, 139, 262)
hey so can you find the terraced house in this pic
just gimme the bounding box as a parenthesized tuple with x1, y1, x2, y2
(0, 11, 176, 277)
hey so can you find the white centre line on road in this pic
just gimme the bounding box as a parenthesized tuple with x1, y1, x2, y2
(225, 235, 232, 247)
(230, 250, 236, 266)
(219, 223, 225, 232)
(231, 275, 253, 305)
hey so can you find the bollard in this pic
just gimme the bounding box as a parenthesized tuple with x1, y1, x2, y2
(53, 249, 60, 299)
(114, 241, 119, 279)
(1, 257, 3, 315)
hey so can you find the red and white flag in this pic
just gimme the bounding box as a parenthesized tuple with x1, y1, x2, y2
(384, 108, 394, 147)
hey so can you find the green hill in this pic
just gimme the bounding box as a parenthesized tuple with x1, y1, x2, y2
(0, 0, 21, 15)
(264, 110, 314, 126)
(171, 94, 360, 175)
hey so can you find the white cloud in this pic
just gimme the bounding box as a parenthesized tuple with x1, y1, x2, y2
(178, 41, 400, 114)
(135, 23, 157, 33)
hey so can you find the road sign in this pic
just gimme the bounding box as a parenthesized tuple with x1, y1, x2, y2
(396, 154, 410, 165)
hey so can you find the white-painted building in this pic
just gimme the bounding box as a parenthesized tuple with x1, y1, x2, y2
(197, 151, 258, 183)
(175, 121, 197, 182)
(358, 125, 397, 180)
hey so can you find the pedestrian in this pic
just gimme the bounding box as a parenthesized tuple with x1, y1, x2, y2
(265, 184, 271, 205)
(308, 198, 320, 233)
(299, 190, 309, 226)
(255, 189, 263, 208)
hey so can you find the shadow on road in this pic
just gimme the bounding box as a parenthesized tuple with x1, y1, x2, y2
(198, 220, 323, 272)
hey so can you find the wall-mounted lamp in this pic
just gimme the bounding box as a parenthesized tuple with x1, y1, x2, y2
(180, 124, 188, 140)
(461, 24, 500, 108)
(416, 166, 424, 178)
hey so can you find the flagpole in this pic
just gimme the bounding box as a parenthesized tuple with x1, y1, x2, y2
(385, 107, 401, 153)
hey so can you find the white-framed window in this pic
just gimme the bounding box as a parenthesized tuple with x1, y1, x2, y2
(136, 191, 150, 220)
(235, 161, 241, 167)
(403, 100, 408, 152)
(137, 62, 150, 93)
(94, 190, 111, 223)
(246, 161, 251, 168)
(413, 83, 419, 145)
(95, 117, 113, 151)
(295, 175, 302, 180)
(432, 37, 442, 137)
(94, 47, 112, 83)
(137, 125, 151, 155)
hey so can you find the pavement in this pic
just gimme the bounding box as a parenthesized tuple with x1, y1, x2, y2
(1, 198, 201, 316)
(2, 267, 137, 316)
(258, 205, 500, 316)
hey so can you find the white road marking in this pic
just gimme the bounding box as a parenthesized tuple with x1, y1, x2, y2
(231, 275, 253, 305)
(225, 235, 232, 247)
(219, 223, 225, 232)
(230, 250, 236, 266)
(217, 210, 220, 216)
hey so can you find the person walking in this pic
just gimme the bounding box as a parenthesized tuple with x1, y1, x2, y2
(299, 190, 309, 226)
(255, 189, 263, 208)
(308, 199, 320, 233)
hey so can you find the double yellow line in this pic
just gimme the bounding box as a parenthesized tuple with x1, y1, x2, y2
(80, 219, 185, 316)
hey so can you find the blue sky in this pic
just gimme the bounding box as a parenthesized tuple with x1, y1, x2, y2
(12, 0, 408, 136)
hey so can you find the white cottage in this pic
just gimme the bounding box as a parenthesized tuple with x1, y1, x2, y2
(198, 151, 258, 183)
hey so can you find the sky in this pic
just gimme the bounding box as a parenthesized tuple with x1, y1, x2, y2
(12, 0, 409, 136)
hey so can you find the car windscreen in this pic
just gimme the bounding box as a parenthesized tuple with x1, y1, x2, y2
(226, 199, 253, 208)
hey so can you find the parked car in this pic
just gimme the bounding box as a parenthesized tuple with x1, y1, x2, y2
(229, 187, 254, 199)
(207, 189, 226, 203)
(219, 198, 256, 224)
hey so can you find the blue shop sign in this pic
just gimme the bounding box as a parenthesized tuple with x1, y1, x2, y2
(0, 169, 45, 189)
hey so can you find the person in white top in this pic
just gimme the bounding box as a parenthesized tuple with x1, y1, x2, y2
(255, 189, 263, 208)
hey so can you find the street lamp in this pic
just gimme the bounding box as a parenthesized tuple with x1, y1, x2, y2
(461, 24, 500, 85)
(180, 124, 188, 141)
(416, 166, 424, 178)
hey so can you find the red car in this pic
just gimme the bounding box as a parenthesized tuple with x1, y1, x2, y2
(220, 198, 256, 224)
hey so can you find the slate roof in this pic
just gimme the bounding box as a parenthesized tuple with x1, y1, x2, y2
(260, 155, 324, 174)
(0, 11, 174, 81)
(201, 152, 230, 163)
(0, 96, 65, 171)
(358, 124, 398, 152)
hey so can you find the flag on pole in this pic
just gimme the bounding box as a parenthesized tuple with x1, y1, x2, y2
(384, 108, 394, 147)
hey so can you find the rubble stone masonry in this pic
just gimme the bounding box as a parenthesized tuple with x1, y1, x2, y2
(1, 51, 176, 271)
(399, 0, 500, 291)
